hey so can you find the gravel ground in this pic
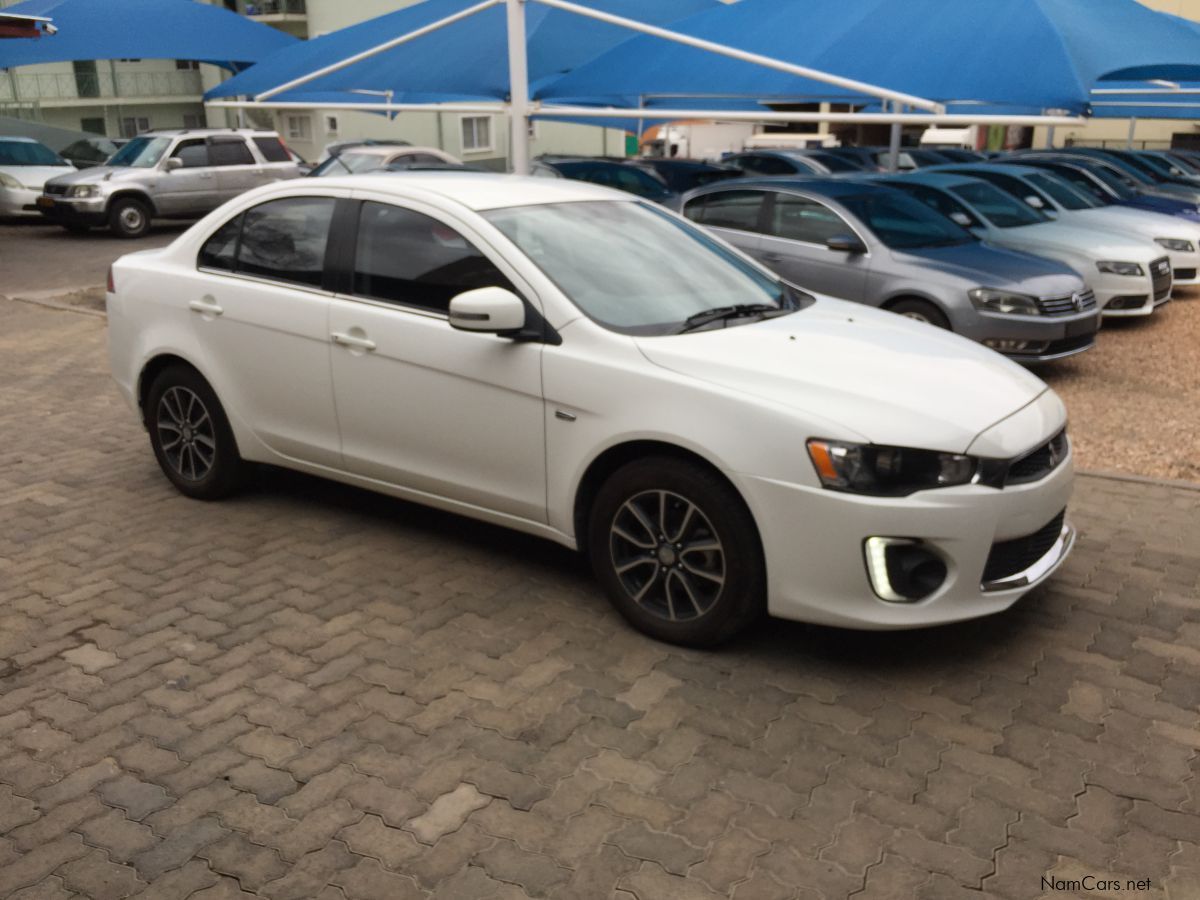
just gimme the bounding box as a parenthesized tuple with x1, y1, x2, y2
(1039, 288, 1200, 482)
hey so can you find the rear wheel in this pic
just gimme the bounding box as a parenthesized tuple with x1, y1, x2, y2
(587, 457, 765, 647)
(145, 365, 247, 500)
(108, 197, 151, 239)
(890, 298, 950, 329)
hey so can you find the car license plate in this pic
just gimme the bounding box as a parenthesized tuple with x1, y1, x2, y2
(35, 196, 55, 209)
(1065, 318, 1095, 338)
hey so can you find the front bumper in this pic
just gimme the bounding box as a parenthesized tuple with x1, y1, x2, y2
(1093, 258, 1171, 317)
(958, 307, 1100, 363)
(740, 446, 1075, 630)
(0, 186, 44, 217)
(35, 194, 108, 226)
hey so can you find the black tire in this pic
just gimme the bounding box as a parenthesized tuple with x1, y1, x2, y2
(889, 297, 951, 330)
(145, 364, 247, 500)
(108, 196, 151, 239)
(587, 456, 765, 647)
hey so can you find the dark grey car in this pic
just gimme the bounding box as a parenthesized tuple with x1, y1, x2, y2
(681, 178, 1100, 363)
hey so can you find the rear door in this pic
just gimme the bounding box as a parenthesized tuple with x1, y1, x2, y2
(681, 189, 767, 258)
(250, 134, 301, 183)
(209, 136, 262, 204)
(757, 191, 869, 300)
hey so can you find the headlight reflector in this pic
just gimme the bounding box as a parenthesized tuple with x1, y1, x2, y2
(807, 439, 977, 496)
(968, 288, 1041, 315)
(1155, 237, 1194, 253)
(1096, 261, 1144, 276)
(69, 184, 99, 198)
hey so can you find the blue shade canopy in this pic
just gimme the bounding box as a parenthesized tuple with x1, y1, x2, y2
(539, 0, 1200, 114)
(205, 0, 718, 101)
(0, 0, 297, 70)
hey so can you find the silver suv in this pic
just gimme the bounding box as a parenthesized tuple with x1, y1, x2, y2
(38, 129, 300, 238)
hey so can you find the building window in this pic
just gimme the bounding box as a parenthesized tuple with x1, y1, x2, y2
(80, 117, 106, 135)
(461, 116, 492, 153)
(120, 117, 150, 138)
(183, 113, 205, 129)
(176, 60, 200, 70)
(285, 115, 312, 142)
(117, 58, 143, 63)
(324, 114, 339, 136)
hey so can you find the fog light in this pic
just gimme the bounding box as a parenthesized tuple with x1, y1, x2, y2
(1106, 295, 1147, 310)
(983, 339, 1049, 354)
(864, 537, 948, 603)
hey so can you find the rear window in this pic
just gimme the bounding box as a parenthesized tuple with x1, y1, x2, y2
(252, 136, 290, 163)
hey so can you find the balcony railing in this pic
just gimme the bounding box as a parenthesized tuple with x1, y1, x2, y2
(0, 69, 203, 103)
(245, 0, 306, 16)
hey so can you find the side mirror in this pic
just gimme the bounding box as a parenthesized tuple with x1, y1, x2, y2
(1025, 195, 1045, 209)
(826, 234, 867, 254)
(448, 286, 526, 334)
(165, 157, 183, 172)
(950, 211, 975, 228)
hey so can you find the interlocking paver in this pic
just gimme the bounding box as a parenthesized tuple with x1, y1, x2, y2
(2, 298, 1200, 898)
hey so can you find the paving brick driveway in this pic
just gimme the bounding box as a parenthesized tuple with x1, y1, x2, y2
(2, 298, 1199, 900)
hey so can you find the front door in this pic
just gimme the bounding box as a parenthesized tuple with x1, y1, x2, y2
(756, 192, 869, 301)
(190, 194, 342, 468)
(328, 199, 547, 522)
(157, 138, 215, 216)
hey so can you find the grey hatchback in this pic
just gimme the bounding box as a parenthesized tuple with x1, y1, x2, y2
(682, 178, 1100, 363)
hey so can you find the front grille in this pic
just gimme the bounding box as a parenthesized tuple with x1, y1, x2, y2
(1039, 334, 1094, 358)
(1151, 256, 1172, 298)
(1175, 268, 1196, 281)
(43, 183, 68, 196)
(983, 510, 1066, 583)
(1036, 288, 1096, 316)
(1006, 431, 1069, 485)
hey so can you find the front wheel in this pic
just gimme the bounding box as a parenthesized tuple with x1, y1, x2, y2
(587, 457, 765, 647)
(889, 298, 951, 329)
(145, 365, 247, 500)
(108, 197, 151, 239)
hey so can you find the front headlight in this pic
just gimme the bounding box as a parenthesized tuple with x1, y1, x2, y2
(807, 439, 977, 496)
(70, 185, 99, 198)
(1096, 261, 1144, 277)
(1155, 237, 1195, 253)
(968, 288, 1041, 316)
(0, 172, 21, 189)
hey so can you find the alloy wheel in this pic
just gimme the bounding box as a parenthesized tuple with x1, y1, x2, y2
(156, 386, 216, 482)
(120, 205, 145, 232)
(608, 489, 725, 622)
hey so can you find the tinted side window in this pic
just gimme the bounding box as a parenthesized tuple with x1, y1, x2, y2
(684, 190, 765, 233)
(770, 195, 853, 244)
(252, 136, 290, 162)
(198, 214, 241, 271)
(614, 167, 667, 199)
(209, 139, 255, 167)
(353, 201, 513, 313)
(237, 197, 335, 288)
(891, 183, 980, 226)
(174, 139, 209, 168)
(732, 155, 793, 175)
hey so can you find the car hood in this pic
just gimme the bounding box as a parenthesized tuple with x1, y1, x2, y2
(1068, 207, 1199, 242)
(45, 165, 151, 187)
(988, 220, 1163, 261)
(635, 297, 1050, 455)
(892, 243, 1082, 296)
(0, 165, 76, 189)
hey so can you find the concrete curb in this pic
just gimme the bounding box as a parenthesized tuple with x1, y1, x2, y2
(3, 289, 106, 319)
(1079, 469, 1200, 493)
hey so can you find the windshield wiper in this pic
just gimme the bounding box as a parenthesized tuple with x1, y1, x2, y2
(678, 303, 787, 334)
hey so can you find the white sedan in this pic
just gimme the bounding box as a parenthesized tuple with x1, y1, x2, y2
(0, 136, 76, 217)
(107, 173, 1075, 645)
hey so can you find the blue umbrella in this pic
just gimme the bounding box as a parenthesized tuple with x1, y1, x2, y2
(538, 0, 1200, 114)
(205, 0, 718, 102)
(0, 0, 296, 70)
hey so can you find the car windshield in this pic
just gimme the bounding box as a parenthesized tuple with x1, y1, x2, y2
(839, 191, 975, 249)
(310, 152, 383, 176)
(107, 136, 171, 168)
(949, 181, 1048, 228)
(1022, 171, 1098, 210)
(0, 140, 66, 166)
(801, 153, 861, 173)
(484, 200, 794, 336)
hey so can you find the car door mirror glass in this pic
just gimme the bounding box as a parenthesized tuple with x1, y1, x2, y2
(448, 287, 526, 334)
(1025, 195, 1045, 209)
(826, 234, 867, 254)
(950, 212, 974, 227)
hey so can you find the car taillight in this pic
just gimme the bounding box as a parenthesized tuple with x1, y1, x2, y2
(106, 265, 115, 293)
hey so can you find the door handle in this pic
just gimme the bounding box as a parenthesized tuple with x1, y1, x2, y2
(188, 298, 223, 316)
(331, 332, 377, 351)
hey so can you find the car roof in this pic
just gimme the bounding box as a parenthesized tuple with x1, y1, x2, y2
(0, 136, 38, 143)
(310, 172, 628, 210)
(880, 171, 985, 190)
(140, 129, 278, 138)
(695, 175, 898, 200)
(337, 145, 448, 159)
(924, 162, 1042, 178)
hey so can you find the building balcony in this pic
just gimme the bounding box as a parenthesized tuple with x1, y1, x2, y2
(244, 0, 307, 32)
(0, 69, 204, 105)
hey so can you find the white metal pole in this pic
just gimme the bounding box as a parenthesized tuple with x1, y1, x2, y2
(506, 0, 530, 175)
(1045, 124, 1055, 148)
(1127, 116, 1137, 150)
(887, 103, 902, 172)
